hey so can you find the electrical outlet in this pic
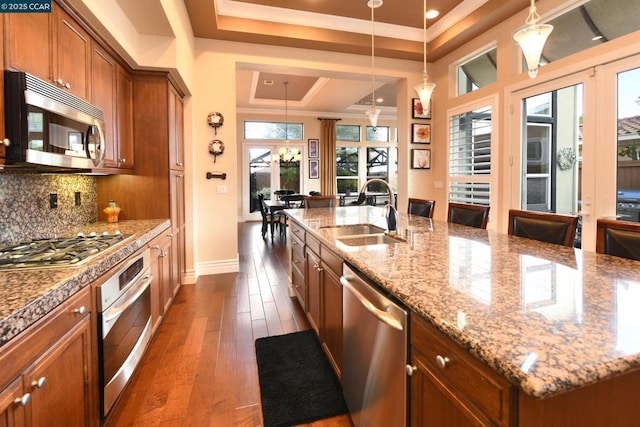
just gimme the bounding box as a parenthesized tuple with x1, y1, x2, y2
(49, 193, 58, 209)
(75, 192, 81, 206)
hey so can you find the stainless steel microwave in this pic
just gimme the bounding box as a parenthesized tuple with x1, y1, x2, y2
(1, 71, 106, 172)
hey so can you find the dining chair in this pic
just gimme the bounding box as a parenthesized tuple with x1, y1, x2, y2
(596, 218, 640, 261)
(274, 189, 295, 200)
(281, 194, 306, 209)
(508, 209, 578, 247)
(447, 202, 490, 229)
(304, 195, 335, 208)
(408, 198, 435, 218)
(257, 194, 283, 239)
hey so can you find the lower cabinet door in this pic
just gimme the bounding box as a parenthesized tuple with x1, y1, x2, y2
(25, 317, 92, 427)
(0, 378, 28, 427)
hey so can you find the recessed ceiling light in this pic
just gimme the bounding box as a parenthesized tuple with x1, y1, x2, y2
(263, 80, 274, 85)
(425, 9, 439, 19)
(376, 97, 384, 103)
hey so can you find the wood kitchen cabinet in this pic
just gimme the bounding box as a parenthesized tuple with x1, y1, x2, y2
(410, 315, 515, 427)
(115, 64, 134, 170)
(303, 233, 343, 378)
(290, 223, 307, 310)
(4, 3, 91, 100)
(98, 73, 185, 289)
(148, 230, 173, 325)
(0, 287, 97, 427)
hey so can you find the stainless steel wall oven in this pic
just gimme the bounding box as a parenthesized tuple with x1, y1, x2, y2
(96, 249, 153, 417)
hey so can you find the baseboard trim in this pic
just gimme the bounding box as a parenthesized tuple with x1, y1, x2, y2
(197, 256, 239, 276)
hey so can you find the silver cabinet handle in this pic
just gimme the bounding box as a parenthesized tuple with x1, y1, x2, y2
(31, 377, 46, 389)
(436, 355, 450, 369)
(14, 393, 31, 406)
(160, 252, 167, 258)
(72, 306, 86, 315)
(314, 263, 323, 272)
(405, 365, 417, 376)
(149, 245, 160, 250)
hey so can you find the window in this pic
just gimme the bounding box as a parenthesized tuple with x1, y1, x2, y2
(449, 105, 493, 205)
(366, 126, 389, 142)
(524, 0, 640, 74)
(366, 147, 389, 191)
(337, 124, 361, 142)
(336, 146, 359, 193)
(244, 121, 303, 140)
(457, 47, 497, 95)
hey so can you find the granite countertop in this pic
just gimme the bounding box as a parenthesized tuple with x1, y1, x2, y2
(286, 206, 640, 399)
(0, 219, 170, 346)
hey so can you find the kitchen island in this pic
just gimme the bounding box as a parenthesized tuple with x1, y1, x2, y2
(286, 206, 640, 426)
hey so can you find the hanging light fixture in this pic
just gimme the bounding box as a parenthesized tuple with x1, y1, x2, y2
(274, 81, 301, 167)
(513, 0, 553, 78)
(365, 0, 383, 130)
(414, 0, 435, 116)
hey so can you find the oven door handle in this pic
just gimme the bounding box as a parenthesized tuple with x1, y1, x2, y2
(104, 274, 153, 325)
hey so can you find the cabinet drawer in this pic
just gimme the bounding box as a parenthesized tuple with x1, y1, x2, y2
(411, 316, 513, 425)
(291, 233, 305, 277)
(292, 267, 306, 309)
(320, 245, 342, 276)
(290, 221, 305, 243)
(306, 234, 321, 255)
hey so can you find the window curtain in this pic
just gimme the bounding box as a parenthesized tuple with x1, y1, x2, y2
(319, 118, 338, 196)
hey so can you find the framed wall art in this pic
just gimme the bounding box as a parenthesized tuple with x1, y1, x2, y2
(412, 98, 431, 119)
(411, 149, 431, 169)
(309, 159, 319, 179)
(308, 138, 319, 158)
(412, 123, 431, 144)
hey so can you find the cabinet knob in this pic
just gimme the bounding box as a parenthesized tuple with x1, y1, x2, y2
(54, 78, 64, 86)
(120, 158, 127, 164)
(314, 263, 323, 272)
(436, 355, 450, 369)
(14, 393, 31, 406)
(405, 364, 417, 376)
(149, 245, 160, 250)
(73, 306, 86, 315)
(176, 162, 184, 167)
(2, 138, 9, 147)
(167, 233, 174, 238)
(160, 252, 168, 258)
(31, 377, 46, 389)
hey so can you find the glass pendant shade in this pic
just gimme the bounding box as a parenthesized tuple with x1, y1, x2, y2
(365, 106, 381, 129)
(514, 23, 553, 78)
(414, 78, 435, 115)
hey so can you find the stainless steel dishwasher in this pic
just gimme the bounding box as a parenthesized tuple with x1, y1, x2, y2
(341, 263, 408, 426)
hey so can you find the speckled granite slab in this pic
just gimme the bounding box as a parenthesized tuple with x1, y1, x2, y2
(0, 219, 170, 346)
(286, 206, 640, 399)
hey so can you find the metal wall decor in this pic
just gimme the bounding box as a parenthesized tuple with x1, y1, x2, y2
(207, 112, 224, 134)
(209, 139, 225, 163)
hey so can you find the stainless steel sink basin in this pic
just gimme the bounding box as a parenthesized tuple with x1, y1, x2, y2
(320, 224, 386, 236)
(336, 233, 404, 246)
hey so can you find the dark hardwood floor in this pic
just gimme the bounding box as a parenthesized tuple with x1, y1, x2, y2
(105, 221, 352, 426)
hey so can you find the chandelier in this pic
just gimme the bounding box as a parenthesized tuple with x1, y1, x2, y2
(274, 81, 301, 166)
(513, 0, 553, 78)
(365, 0, 383, 130)
(413, 0, 435, 115)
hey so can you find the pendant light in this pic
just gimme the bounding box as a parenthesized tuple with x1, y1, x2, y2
(413, 0, 435, 116)
(275, 81, 301, 167)
(365, 0, 382, 130)
(513, 0, 553, 78)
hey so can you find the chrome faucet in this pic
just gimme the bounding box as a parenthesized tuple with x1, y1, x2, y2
(355, 178, 398, 232)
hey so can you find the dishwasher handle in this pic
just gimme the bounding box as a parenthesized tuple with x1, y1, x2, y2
(341, 274, 404, 331)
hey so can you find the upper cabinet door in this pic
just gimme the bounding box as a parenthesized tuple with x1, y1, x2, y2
(91, 43, 117, 168)
(54, 7, 91, 100)
(116, 65, 134, 169)
(168, 85, 184, 171)
(4, 11, 53, 81)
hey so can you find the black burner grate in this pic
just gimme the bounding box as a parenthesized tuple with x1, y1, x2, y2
(0, 234, 125, 270)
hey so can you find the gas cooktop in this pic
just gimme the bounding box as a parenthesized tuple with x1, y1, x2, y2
(0, 232, 126, 271)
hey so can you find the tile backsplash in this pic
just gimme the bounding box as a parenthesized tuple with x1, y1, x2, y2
(0, 174, 97, 246)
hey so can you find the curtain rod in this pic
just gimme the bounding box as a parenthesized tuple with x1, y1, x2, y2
(317, 117, 342, 121)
